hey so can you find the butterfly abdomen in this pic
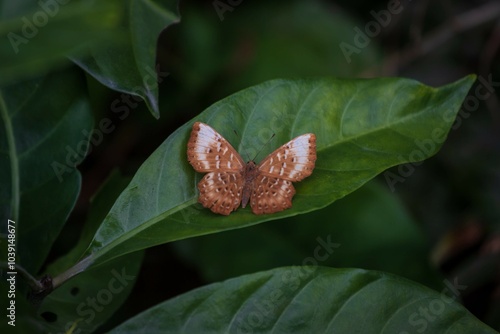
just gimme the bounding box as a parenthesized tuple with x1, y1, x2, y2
(241, 161, 258, 208)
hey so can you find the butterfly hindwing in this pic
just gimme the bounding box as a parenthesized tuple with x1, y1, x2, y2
(187, 122, 245, 173)
(250, 175, 296, 215)
(257, 133, 317, 181)
(197, 172, 244, 215)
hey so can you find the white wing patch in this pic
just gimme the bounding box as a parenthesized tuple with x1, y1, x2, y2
(258, 133, 317, 181)
(187, 122, 245, 172)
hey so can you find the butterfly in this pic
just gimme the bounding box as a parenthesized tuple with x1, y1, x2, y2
(187, 122, 316, 215)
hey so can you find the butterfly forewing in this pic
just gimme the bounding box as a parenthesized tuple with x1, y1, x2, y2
(187, 122, 245, 172)
(187, 122, 246, 215)
(257, 133, 317, 181)
(250, 175, 296, 215)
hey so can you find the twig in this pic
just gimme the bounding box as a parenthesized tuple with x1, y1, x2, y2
(52, 255, 93, 289)
(0, 262, 44, 292)
(387, 1, 500, 73)
(479, 20, 500, 129)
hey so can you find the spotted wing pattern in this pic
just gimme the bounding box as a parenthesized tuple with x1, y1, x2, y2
(197, 172, 244, 215)
(257, 133, 317, 181)
(187, 122, 245, 215)
(250, 175, 296, 215)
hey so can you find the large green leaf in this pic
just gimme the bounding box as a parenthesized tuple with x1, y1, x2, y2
(0, 69, 93, 274)
(108, 266, 497, 333)
(172, 180, 442, 289)
(0, 0, 125, 85)
(57, 76, 475, 281)
(72, 0, 180, 118)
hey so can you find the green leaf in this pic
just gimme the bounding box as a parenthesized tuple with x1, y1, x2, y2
(0, 0, 126, 85)
(108, 266, 497, 333)
(39, 251, 143, 334)
(60, 76, 475, 278)
(47, 170, 132, 276)
(17, 172, 137, 333)
(0, 69, 93, 274)
(72, 0, 180, 118)
(173, 180, 442, 289)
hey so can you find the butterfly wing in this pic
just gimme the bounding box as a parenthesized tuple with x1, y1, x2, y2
(187, 122, 245, 172)
(250, 175, 296, 214)
(197, 172, 244, 215)
(187, 122, 246, 215)
(257, 133, 316, 181)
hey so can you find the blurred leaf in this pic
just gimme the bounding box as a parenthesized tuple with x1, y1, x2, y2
(226, 0, 381, 86)
(108, 266, 496, 333)
(0, 0, 126, 85)
(174, 0, 381, 101)
(72, 0, 180, 118)
(0, 69, 93, 274)
(47, 170, 132, 276)
(173, 180, 442, 289)
(39, 250, 143, 334)
(56, 75, 474, 280)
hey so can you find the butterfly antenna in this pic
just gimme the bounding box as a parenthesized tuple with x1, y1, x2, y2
(253, 133, 276, 162)
(233, 129, 253, 162)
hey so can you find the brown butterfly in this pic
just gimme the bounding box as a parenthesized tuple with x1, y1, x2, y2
(187, 122, 316, 215)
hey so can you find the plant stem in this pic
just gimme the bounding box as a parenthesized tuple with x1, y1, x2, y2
(0, 91, 20, 222)
(0, 262, 44, 292)
(52, 255, 94, 289)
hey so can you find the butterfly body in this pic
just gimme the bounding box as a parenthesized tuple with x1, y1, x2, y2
(241, 161, 258, 208)
(187, 122, 316, 215)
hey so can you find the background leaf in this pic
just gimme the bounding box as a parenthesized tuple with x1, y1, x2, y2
(0, 0, 126, 85)
(108, 266, 497, 333)
(0, 171, 143, 333)
(39, 251, 143, 334)
(0, 68, 93, 274)
(72, 0, 180, 118)
(172, 0, 381, 103)
(47, 170, 132, 276)
(59, 75, 474, 277)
